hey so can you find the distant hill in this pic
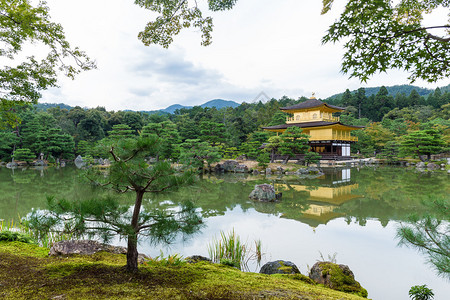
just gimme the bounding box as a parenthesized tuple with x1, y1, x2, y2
(35, 99, 240, 114)
(35, 103, 74, 111)
(160, 104, 193, 114)
(160, 99, 239, 114)
(200, 99, 240, 109)
(326, 84, 442, 102)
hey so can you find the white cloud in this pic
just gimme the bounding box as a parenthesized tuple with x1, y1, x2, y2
(39, 0, 449, 111)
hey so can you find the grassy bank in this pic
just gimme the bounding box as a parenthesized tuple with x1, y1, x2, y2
(0, 241, 367, 300)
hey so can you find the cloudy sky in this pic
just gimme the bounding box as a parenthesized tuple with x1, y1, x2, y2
(39, 0, 449, 111)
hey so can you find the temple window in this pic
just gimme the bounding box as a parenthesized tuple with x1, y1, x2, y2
(313, 113, 318, 119)
(296, 115, 301, 121)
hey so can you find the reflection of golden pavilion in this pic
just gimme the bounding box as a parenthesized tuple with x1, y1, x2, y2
(276, 169, 363, 227)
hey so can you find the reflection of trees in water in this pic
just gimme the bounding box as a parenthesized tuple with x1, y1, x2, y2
(338, 167, 449, 226)
(1, 166, 448, 230)
(0, 167, 133, 223)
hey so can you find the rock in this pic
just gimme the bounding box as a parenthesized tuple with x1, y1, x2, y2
(234, 164, 249, 173)
(74, 155, 86, 169)
(186, 255, 212, 264)
(260, 260, 300, 275)
(103, 159, 110, 166)
(236, 155, 247, 160)
(6, 162, 18, 169)
(34, 160, 47, 166)
(214, 164, 224, 173)
(98, 158, 104, 165)
(277, 166, 284, 173)
(416, 161, 426, 168)
(265, 168, 272, 175)
(309, 262, 368, 298)
(252, 170, 260, 175)
(49, 240, 148, 264)
(427, 163, 439, 170)
(249, 184, 278, 202)
(222, 160, 239, 172)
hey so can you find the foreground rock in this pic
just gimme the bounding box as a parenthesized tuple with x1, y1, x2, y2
(309, 262, 368, 298)
(49, 240, 148, 264)
(249, 184, 281, 202)
(260, 260, 300, 274)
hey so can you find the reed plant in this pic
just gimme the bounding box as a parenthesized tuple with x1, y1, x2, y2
(208, 229, 264, 271)
(0, 217, 72, 248)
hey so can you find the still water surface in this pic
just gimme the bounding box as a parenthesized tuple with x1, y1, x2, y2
(0, 166, 448, 300)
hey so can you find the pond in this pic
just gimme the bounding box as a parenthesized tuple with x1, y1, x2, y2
(0, 166, 449, 300)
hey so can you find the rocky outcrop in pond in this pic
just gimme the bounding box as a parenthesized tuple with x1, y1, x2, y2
(309, 261, 368, 298)
(249, 184, 281, 202)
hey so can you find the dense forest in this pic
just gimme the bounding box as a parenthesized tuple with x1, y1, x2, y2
(1, 85, 449, 164)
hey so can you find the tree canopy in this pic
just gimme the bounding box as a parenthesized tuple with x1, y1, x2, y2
(0, 0, 95, 128)
(321, 0, 449, 82)
(134, 0, 449, 83)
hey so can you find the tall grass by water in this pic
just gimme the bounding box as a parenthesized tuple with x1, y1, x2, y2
(0, 218, 72, 248)
(208, 229, 263, 271)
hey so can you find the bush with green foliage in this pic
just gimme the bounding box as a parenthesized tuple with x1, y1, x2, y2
(409, 285, 434, 300)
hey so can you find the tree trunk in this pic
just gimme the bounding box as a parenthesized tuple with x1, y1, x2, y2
(126, 233, 139, 272)
(126, 189, 144, 272)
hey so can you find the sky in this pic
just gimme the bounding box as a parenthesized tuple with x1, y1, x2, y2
(38, 0, 449, 111)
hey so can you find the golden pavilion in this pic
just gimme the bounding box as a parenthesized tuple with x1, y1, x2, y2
(263, 95, 364, 159)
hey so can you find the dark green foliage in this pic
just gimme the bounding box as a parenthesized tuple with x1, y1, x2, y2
(179, 139, 221, 171)
(304, 152, 321, 166)
(409, 285, 434, 300)
(0, 131, 18, 161)
(279, 127, 310, 163)
(397, 198, 450, 279)
(400, 129, 446, 160)
(380, 141, 401, 162)
(13, 148, 35, 162)
(322, 1, 449, 83)
(26, 136, 202, 272)
(0, 0, 94, 127)
(141, 121, 181, 160)
(108, 124, 134, 139)
(0, 231, 34, 244)
(256, 152, 270, 168)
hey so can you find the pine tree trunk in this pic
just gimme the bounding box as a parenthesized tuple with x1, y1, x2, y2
(126, 189, 144, 272)
(126, 233, 139, 272)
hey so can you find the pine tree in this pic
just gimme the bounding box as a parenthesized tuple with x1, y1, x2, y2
(26, 136, 202, 272)
(279, 127, 310, 163)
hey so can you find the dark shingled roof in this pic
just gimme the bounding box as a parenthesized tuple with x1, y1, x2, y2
(262, 121, 365, 130)
(280, 99, 345, 111)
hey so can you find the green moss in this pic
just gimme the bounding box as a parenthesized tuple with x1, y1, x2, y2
(0, 241, 48, 258)
(319, 263, 368, 298)
(0, 242, 367, 300)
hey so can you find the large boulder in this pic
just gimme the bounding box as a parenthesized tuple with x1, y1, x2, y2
(235, 164, 249, 173)
(74, 155, 86, 169)
(49, 240, 148, 264)
(309, 262, 368, 298)
(260, 260, 300, 275)
(222, 160, 239, 172)
(249, 184, 278, 202)
(416, 161, 426, 169)
(185, 255, 212, 264)
(427, 163, 439, 170)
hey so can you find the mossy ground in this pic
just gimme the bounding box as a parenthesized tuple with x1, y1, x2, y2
(0, 241, 367, 299)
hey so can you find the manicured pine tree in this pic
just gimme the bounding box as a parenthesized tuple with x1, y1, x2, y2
(13, 148, 35, 163)
(400, 129, 446, 161)
(279, 127, 310, 163)
(26, 136, 202, 272)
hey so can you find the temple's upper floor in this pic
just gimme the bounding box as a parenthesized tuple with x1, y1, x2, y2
(280, 98, 345, 124)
